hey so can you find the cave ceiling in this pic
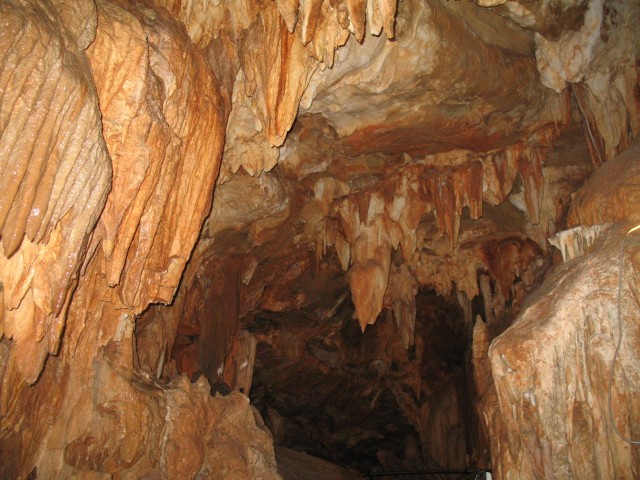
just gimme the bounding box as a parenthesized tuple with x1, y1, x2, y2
(186, 0, 599, 334)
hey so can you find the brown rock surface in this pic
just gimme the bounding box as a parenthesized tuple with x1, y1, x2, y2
(487, 139, 640, 478)
(0, 0, 639, 478)
(1, 0, 277, 478)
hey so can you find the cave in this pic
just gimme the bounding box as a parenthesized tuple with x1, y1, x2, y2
(1, 0, 639, 478)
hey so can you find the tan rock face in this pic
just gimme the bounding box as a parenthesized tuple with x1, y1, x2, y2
(0, 0, 639, 477)
(0, 0, 111, 384)
(1, 0, 276, 478)
(480, 137, 640, 479)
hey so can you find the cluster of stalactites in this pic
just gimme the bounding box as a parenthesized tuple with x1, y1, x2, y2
(0, 0, 225, 385)
(159, 0, 399, 184)
(313, 134, 554, 336)
(0, 0, 111, 383)
(274, 0, 398, 44)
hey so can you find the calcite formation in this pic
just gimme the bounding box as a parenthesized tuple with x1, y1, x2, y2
(0, 0, 111, 384)
(489, 224, 640, 478)
(0, 0, 275, 478)
(469, 137, 640, 480)
(1, 0, 640, 478)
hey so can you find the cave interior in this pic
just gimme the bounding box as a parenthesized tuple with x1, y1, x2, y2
(1, 0, 640, 478)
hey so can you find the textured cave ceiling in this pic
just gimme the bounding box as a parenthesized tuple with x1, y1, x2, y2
(1, 0, 639, 478)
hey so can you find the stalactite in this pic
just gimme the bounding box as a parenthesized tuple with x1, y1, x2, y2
(432, 174, 459, 251)
(86, 0, 225, 312)
(348, 222, 391, 331)
(517, 146, 545, 225)
(464, 161, 484, 220)
(457, 290, 472, 329)
(276, 0, 301, 33)
(572, 83, 607, 167)
(483, 147, 520, 207)
(478, 274, 494, 326)
(384, 264, 418, 348)
(549, 224, 611, 262)
(347, 0, 367, 42)
(0, 0, 111, 383)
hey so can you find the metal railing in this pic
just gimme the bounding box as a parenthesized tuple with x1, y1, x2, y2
(363, 468, 492, 479)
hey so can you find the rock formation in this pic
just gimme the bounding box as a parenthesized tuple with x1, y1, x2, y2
(0, 0, 639, 478)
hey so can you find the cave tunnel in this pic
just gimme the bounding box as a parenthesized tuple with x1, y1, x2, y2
(1, 0, 640, 479)
(246, 287, 471, 474)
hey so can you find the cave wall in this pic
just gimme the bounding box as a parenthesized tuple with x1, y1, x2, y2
(0, 0, 277, 478)
(480, 139, 640, 479)
(0, 0, 639, 478)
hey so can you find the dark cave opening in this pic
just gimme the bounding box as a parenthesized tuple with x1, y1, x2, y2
(245, 287, 478, 474)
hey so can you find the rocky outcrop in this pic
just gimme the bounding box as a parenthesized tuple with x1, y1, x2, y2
(486, 137, 640, 479)
(0, 0, 278, 478)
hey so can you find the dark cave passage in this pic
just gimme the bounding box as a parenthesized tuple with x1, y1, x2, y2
(244, 287, 479, 475)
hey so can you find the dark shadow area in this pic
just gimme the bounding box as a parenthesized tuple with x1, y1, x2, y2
(246, 286, 478, 475)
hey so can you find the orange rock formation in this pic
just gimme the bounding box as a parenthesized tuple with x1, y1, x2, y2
(1, 0, 639, 478)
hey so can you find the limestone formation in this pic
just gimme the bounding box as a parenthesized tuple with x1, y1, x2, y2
(1, 0, 639, 478)
(0, 0, 111, 384)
